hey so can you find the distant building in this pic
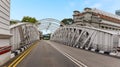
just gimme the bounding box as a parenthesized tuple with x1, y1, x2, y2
(73, 8, 120, 31)
(116, 10, 120, 16)
(0, 0, 11, 65)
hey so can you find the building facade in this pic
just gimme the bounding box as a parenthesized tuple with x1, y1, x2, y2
(116, 10, 120, 16)
(0, 0, 11, 65)
(73, 8, 120, 32)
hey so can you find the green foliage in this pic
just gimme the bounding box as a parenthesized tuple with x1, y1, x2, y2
(10, 20, 18, 25)
(61, 18, 73, 25)
(43, 34, 51, 40)
(21, 16, 38, 24)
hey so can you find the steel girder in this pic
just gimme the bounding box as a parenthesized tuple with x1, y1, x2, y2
(51, 26, 120, 52)
(10, 23, 40, 51)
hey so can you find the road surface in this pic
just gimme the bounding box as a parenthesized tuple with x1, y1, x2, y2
(17, 41, 79, 67)
(14, 40, 120, 67)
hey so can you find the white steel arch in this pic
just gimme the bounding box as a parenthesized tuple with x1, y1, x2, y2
(51, 26, 120, 55)
(38, 18, 60, 34)
(10, 23, 40, 51)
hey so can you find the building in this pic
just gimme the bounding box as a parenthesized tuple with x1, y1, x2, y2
(116, 10, 120, 16)
(0, 0, 11, 65)
(73, 8, 120, 31)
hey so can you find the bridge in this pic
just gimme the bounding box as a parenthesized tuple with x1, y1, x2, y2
(0, 18, 120, 67)
(0, 0, 120, 67)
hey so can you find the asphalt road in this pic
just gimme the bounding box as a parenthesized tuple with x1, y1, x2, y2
(17, 40, 79, 67)
(46, 41, 120, 67)
(16, 40, 120, 67)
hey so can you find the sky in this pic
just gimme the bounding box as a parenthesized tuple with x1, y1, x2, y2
(11, 0, 120, 21)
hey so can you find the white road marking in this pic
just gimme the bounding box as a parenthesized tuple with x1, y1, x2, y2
(46, 41, 88, 67)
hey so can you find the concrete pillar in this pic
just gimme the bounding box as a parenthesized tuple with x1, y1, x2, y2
(0, 0, 11, 65)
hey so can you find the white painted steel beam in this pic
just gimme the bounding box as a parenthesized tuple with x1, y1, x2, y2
(51, 26, 120, 53)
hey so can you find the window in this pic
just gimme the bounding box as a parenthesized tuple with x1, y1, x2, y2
(101, 26, 104, 28)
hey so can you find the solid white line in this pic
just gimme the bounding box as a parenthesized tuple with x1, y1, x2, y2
(61, 51, 83, 67)
(64, 52, 87, 67)
(47, 41, 88, 67)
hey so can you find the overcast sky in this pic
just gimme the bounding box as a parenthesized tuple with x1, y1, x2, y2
(11, 0, 120, 21)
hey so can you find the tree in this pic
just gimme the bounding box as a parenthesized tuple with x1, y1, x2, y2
(21, 16, 38, 24)
(61, 18, 73, 26)
(10, 20, 18, 25)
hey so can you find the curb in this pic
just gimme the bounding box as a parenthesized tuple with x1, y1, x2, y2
(54, 41, 120, 57)
(10, 45, 30, 58)
(81, 47, 119, 57)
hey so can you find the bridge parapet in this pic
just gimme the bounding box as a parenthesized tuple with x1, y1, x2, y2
(51, 26, 120, 56)
(10, 23, 40, 51)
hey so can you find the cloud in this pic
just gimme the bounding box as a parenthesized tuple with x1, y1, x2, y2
(90, 3, 102, 8)
(84, 0, 90, 5)
(69, 2, 76, 7)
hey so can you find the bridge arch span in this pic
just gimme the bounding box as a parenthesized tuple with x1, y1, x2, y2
(38, 18, 60, 34)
